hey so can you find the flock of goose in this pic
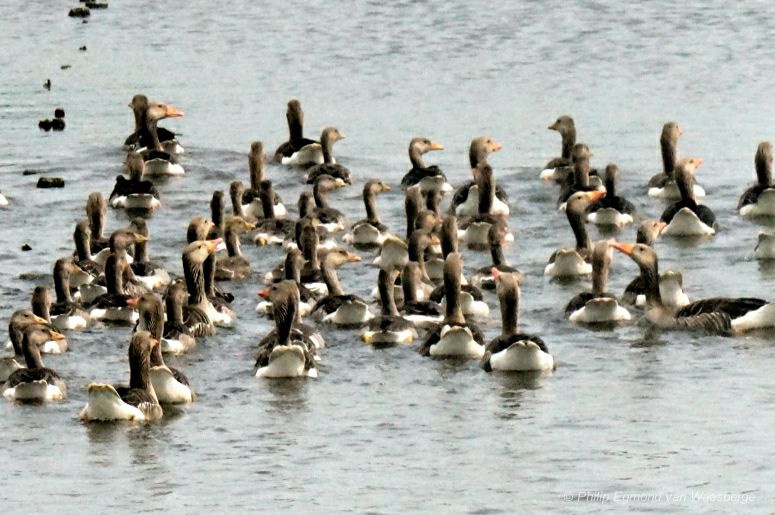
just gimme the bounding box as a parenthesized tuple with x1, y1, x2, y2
(4, 97, 775, 423)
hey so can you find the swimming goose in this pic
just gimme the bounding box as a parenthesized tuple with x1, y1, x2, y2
(471, 221, 522, 289)
(459, 163, 513, 248)
(557, 143, 604, 209)
(310, 249, 370, 326)
(215, 216, 256, 281)
(124, 94, 181, 154)
(3, 325, 67, 402)
(132, 293, 194, 404)
(361, 269, 417, 346)
(2, 311, 49, 382)
(400, 261, 444, 329)
(257, 248, 316, 317)
(71, 219, 102, 291)
(109, 151, 161, 211)
(30, 286, 69, 353)
(202, 196, 236, 324)
(140, 101, 185, 177)
(480, 269, 555, 372)
(240, 142, 286, 219)
(738, 142, 775, 217)
(305, 127, 351, 184)
(255, 281, 319, 378)
(400, 137, 446, 188)
(86, 192, 109, 254)
(273, 99, 319, 164)
(540, 115, 576, 182)
(419, 253, 485, 358)
(298, 223, 328, 295)
(128, 218, 171, 291)
(451, 137, 509, 216)
(344, 180, 392, 247)
(544, 190, 606, 278)
(254, 180, 296, 246)
(93, 228, 142, 268)
(660, 158, 717, 236)
(613, 242, 775, 333)
(621, 220, 689, 308)
(564, 240, 631, 323)
(51, 258, 91, 330)
(311, 174, 348, 232)
(647, 122, 705, 199)
(80, 331, 163, 422)
(88, 253, 139, 324)
(161, 280, 197, 354)
(425, 214, 457, 282)
(754, 231, 775, 260)
(181, 239, 223, 337)
(586, 164, 635, 227)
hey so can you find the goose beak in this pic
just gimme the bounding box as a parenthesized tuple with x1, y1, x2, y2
(490, 267, 501, 280)
(692, 157, 704, 169)
(133, 233, 149, 243)
(677, 127, 684, 137)
(657, 221, 667, 234)
(150, 338, 159, 348)
(548, 121, 558, 131)
(429, 142, 444, 151)
(126, 297, 139, 308)
(205, 238, 223, 253)
(334, 178, 347, 188)
(165, 105, 184, 118)
(258, 289, 270, 299)
(491, 140, 503, 152)
(32, 314, 49, 324)
(346, 252, 362, 263)
(610, 242, 635, 255)
(49, 330, 66, 341)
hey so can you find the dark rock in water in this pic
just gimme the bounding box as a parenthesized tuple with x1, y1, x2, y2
(68, 6, 90, 17)
(54, 108, 65, 118)
(51, 118, 66, 131)
(79, 45, 87, 51)
(21, 244, 32, 252)
(22, 169, 44, 176)
(85, 2, 108, 8)
(37, 177, 65, 188)
(38, 119, 52, 131)
(43, 79, 51, 90)
(60, 64, 71, 70)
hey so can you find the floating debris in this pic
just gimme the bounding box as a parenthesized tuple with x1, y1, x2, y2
(38, 119, 52, 131)
(68, 6, 90, 17)
(60, 64, 72, 70)
(37, 177, 65, 188)
(43, 79, 51, 90)
(21, 244, 32, 252)
(79, 45, 87, 51)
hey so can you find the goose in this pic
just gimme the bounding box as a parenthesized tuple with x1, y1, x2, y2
(85, 192, 109, 254)
(612, 242, 775, 333)
(738, 142, 775, 217)
(128, 218, 171, 291)
(140, 101, 185, 177)
(71, 219, 102, 292)
(256, 249, 316, 317)
(3, 325, 67, 402)
(648, 122, 705, 199)
(754, 231, 775, 260)
(470, 221, 522, 290)
(400, 137, 446, 188)
(419, 253, 485, 358)
(459, 163, 513, 248)
(297, 223, 329, 295)
(161, 280, 197, 354)
(30, 286, 69, 353)
(215, 216, 256, 281)
(253, 180, 296, 246)
(540, 115, 576, 182)
(109, 151, 161, 211)
(255, 281, 319, 378)
(310, 249, 371, 326)
(372, 234, 409, 273)
(400, 261, 444, 329)
(181, 239, 223, 337)
(361, 269, 417, 346)
(124, 94, 182, 154)
(557, 143, 604, 210)
(93, 228, 143, 268)
(201, 197, 236, 325)
(0, 190, 7, 207)
(88, 253, 139, 324)
(273, 99, 319, 163)
(2, 311, 50, 382)
(344, 180, 392, 246)
(544, 190, 606, 278)
(564, 241, 631, 323)
(621, 220, 689, 308)
(133, 293, 194, 404)
(79, 331, 163, 422)
(241, 142, 286, 219)
(480, 269, 555, 372)
(50, 258, 90, 330)
(660, 158, 717, 236)
(586, 164, 635, 227)
(451, 137, 510, 217)
(305, 127, 351, 184)
(311, 174, 348, 233)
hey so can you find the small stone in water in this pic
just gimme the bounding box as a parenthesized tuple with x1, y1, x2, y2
(37, 177, 65, 188)
(21, 244, 32, 252)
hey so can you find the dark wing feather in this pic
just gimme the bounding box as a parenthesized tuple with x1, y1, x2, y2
(676, 297, 766, 320)
(737, 185, 766, 210)
(564, 292, 597, 318)
(306, 164, 352, 184)
(400, 166, 446, 187)
(5, 367, 61, 388)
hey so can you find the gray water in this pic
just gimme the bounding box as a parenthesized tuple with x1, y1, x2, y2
(1, 1, 774, 512)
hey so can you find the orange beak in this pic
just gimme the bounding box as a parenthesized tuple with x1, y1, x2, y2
(490, 140, 503, 152)
(429, 142, 444, 151)
(347, 252, 362, 263)
(677, 127, 684, 137)
(587, 190, 607, 202)
(657, 221, 667, 234)
(490, 267, 501, 280)
(165, 105, 184, 118)
(50, 330, 66, 341)
(205, 238, 223, 254)
(548, 121, 558, 131)
(126, 297, 139, 308)
(258, 289, 270, 299)
(150, 338, 159, 347)
(692, 157, 704, 169)
(610, 241, 635, 255)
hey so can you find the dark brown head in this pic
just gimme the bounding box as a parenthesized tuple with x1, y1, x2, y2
(124, 151, 145, 180)
(636, 220, 667, 246)
(182, 239, 222, 265)
(661, 122, 683, 145)
(469, 136, 502, 168)
(187, 216, 214, 243)
(364, 179, 391, 196)
(548, 115, 575, 134)
(145, 101, 184, 122)
(409, 137, 444, 155)
(566, 190, 606, 215)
